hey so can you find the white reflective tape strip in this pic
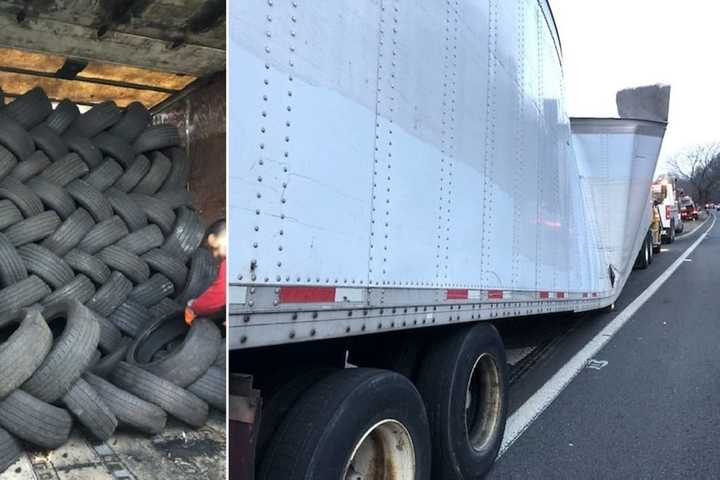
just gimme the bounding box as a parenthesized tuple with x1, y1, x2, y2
(229, 285, 248, 304)
(468, 290, 482, 299)
(335, 288, 363, 302)
(504, 291, 513, 299)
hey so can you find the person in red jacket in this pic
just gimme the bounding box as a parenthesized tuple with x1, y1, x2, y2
(185, 219, 226, 325)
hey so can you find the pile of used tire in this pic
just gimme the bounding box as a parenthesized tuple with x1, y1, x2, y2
(0, 87, 225, 474)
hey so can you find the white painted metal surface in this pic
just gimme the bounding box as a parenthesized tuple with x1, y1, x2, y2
(228, 0, 667, 349)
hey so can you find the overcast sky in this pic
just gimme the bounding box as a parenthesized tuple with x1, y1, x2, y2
(552, 0, 719, 173)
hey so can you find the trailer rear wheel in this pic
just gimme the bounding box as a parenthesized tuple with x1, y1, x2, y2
(259, 368, 431, 480)
(416, 324, 507, 479)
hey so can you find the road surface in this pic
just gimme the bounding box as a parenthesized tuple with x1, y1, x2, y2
(491, 215, 718, 479)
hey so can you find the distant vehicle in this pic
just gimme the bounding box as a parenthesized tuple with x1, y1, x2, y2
(652, 176, 684, 242)
(680, 196, 699, 221)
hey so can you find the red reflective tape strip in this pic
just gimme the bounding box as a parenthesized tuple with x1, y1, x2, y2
(539, 291, 549, 299)
(279, 287, 336, 303)
(488, 290, 503, 299)
(556, 292, 565, 299)
(447, 289, 469, 300)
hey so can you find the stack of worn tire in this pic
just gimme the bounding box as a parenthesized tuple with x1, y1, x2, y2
(0, 87, 225, 475)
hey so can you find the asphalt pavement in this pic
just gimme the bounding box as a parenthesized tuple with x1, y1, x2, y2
(490, 215, 720, 479)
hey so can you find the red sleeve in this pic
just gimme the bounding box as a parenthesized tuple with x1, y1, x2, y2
(191, 259, 226, 316)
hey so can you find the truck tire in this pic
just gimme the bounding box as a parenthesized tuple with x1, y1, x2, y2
(45, 99, 79, 134)
(2, 87, 52, 129)
(0, 114, 34, 160)
(63, 134, 102, 168)
(647, 234, 654, 264)
(84, 372, 167, 435)
(162, 207, 205, 261)
(0, 176, 43, 217)
(72, 101, 121, 137)
(129, 193, 176, 234)
(109, 300, 153, 337)
(105, 188, 148, 231)
(110, 361, 208, 428)
(0, 233, 27, 287)
(4, 211, 60, 247)
(65, 179, 113, 222)
(42, 208, 95, 256)
(0, 146, 16, 181)
(133, 125, 180, 153)
(0, 200, 22, 231)
(0, 427, 22, 474)
(41, 274, 95, 307)
(9, 150, 50, 182)
(64, 249, 111, 284)
(0, 390, 72, 449)
(0, 309, 52, 398)
(635, 239, 650, 270)
(92, 132, 134, 167)
(155, 188, 194, 209)
(416, 324, 508, 480)
(61, 378, 117, 441)
(116, 224, 164, 255)
(40, 153, 89, 187)
(187, 366, 225, 411)
(127, 317, 221, 387)
(0, 276, 50, 319)
(142, 248, 188, 290)
(22, 300, 100, 403)
(18, 244, 74, 289)
(175, 247, 216, 305)
(78, 216, 129, 254)
(85, 158, 124, 192)
(97, 245, 150, 284)
(26, 176, 77, 219)
(132, 151, 171, 195)
(109, 102, 151, 142)
(160, 148, 191, 191)
(129, 273, 174, 306)
(86, 271, 132, 317)
(30, 124, 68, 161)
(259, 368, 431, 480)
(114, 154, 150, 193)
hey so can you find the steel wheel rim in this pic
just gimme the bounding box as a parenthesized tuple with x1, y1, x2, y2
(465, 352, 503, 453)
(344, 419, 416, 480)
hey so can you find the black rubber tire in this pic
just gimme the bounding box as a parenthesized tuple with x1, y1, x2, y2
(97, 245, 150, 284)
(86, 271, 132, 317)
(21, 300, 100, 403)
(64, 249, 111, 284)
(259, 368, 432, 480)
(0, 389, 72, 449)
(108, 300, 153, 338)
(86, 308, 123, 354)
(116, 224, 164, 255)
(113, 154, 150, 193)
(160, 147, 191, 191)
(133, 125, 181, 153)
(77, 215, 129, 254)
(4, 211, 60, 247)
(10, 150, 50, 182)
(0, 309, 52, 399)
(85, 158, 123, 192)
(187, 366, 225, 411)
(63, 133, 102, 168)
(41, 273, 95, 306)
(84, 372, 167, 435)
(176, 248, 217, 305)
(45, 99, 79, 134)
(0, 114, 34, 161)
(155, 188, 194, 209)
(0, 146, 18, 181)
(39, 152, 89, 186)
(0, 233, 27, 287)
(18, 244, 74, 289)
(0, 200, 22, 231)
(0, 176, 43, 217)
(105, 188, 148, 231)
(92, 132, 134, 168)
(148, 297, 183, 321)
(110, 102, 151, 141)
(61, 377, 117, 441)
(129, 273, 175, 307)
(31, 124, 68, 161)
(2, 87, 51, 129)
(162, 207, 205, 261)
(0, 276, 50, 319)
(142, 248, 188, 290)
(91, 337, 131, 378)
(133, 151, 172, 195)
(41, 208, 95, 256)
(25, 176, 76, 220)
(416, 324, 508, 480)
(128, 317, 221, 387)
(72, 101, 122, 137)
(65, 179, 113, 222)
(111, 361, 208, 428)
(214, 346, 225, 368)
(128, 193, 176, 234)
(0, 427, 22, 474)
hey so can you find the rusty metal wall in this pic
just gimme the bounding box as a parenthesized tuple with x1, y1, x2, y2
(156, 73, 226, 225)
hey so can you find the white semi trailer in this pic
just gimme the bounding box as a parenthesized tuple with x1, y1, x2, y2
(228, 1, 669, 478)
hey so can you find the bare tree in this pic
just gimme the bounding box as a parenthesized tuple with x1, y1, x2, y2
(667, 143, 720, 205)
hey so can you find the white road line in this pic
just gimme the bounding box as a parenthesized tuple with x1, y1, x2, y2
(498, 214, 716, 458)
